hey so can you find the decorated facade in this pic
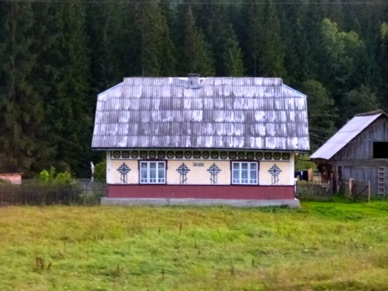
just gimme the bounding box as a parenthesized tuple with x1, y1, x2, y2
(92, 75, 310, 207)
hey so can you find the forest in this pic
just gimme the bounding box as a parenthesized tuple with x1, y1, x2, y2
(0, 0, 387, 178)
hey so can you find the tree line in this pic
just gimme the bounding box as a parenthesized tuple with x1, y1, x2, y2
(0, 0, 387, 177)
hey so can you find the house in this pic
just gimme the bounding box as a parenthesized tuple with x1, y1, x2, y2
(310, 110, 388, 196)
(91, 75, 310, 207)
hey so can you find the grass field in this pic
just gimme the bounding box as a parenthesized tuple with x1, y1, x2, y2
(0, 201, 388, 290)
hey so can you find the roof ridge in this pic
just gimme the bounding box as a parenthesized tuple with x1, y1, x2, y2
(355, 109, 387, 117)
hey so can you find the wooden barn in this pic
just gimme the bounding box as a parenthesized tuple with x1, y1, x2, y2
(91, 75, 310, 207)
(310, 110, 388, 196)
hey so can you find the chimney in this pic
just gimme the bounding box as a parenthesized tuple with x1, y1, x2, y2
(187, 73, 201, 89)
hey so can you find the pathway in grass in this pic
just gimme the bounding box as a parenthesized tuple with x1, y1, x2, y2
(0, 202, 388, 290)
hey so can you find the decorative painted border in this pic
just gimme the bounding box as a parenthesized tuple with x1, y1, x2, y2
(110, 150, 291, 161)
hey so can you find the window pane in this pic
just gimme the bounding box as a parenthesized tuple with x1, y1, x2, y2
(250, 162, 257, 183)
(242, 168, 248, 179)
(151, 170, 156, 182)
(232, 162, 258, 185)
(140, 164, 148, 182)
(158, 168, 164, 182)
(140, 161, 165, 184)
(158, 162, 165, 183)
(233, 170, 239, 182)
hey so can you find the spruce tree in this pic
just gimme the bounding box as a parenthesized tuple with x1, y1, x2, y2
(377, 22, 388, 112)
(0, 2, 51, 176)
(243, 0, 286, 77)
(34, 0, 92, 176)
(240, 0, 261, 76)
(85, 1, 129, 92)
(195, 0, 230, 75)
(259, 0, 287, 77)
(133, 1, 176, 76)
(222, 24, 245, 76)
(280, 1, 317, 85)
(181, 6, 215, 76)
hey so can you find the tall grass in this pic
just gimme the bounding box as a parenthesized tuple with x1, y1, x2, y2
(0, 202, 387, 290)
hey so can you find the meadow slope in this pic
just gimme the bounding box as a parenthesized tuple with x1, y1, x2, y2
(0, 202, 388, 290)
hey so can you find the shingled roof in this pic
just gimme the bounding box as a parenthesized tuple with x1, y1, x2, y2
(91, 76, 309, 151)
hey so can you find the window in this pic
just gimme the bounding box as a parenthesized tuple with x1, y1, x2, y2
(232, 162, 258, 185)
(140, 161, 166, 184)
(373, 142, 388, 158)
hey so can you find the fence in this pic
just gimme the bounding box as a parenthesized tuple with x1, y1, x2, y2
(0, 180, 106, 206)
(296, 182, 334, 201)
(340, 179, 371, 202)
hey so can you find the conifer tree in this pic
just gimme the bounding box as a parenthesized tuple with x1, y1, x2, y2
(222, 25, 245, 76)
(195, 0, 230, 75)
(377, 22, 388, 112)
(181, 6, 215, 76)
(280, 2, 317, 85)
(33, 0, 92, 176)
(240, 0, 260, 76)
(133, 1, 176, 76)
(303, 0, 325, 81)
(0, 2, 51, 176)
(259, 0, 287, 77)
(243, 0, 286, 77)
(85, 1, 130, 92)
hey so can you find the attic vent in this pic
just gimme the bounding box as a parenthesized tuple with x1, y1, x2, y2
(187, 73, 201, 89)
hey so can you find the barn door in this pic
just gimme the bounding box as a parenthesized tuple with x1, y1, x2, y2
(377, 167, 386, 197)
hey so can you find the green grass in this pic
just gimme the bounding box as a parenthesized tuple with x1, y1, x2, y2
(1, 202, 388, 290)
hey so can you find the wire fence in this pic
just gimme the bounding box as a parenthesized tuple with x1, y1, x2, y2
(0, 180, 106, 206)
(296, 182, 334, 201)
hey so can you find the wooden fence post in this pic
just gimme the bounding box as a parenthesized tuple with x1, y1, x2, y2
(368, 180, 371, 203)
(349, 178, 353, 197)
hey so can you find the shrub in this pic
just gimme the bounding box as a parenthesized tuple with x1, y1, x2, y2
(39, 167, 74, 185)
(93, 160, 106, 183)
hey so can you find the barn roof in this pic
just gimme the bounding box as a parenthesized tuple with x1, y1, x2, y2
(91, 76, 309, 151)
(310, 110, 388, 160)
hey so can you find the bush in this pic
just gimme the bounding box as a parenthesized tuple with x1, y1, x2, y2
(93, 160, 106, 183)
(39, 167, 74, 185)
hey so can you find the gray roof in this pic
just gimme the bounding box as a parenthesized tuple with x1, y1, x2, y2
(91, 76, 310, 151)
(310, 110, 387, 160)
